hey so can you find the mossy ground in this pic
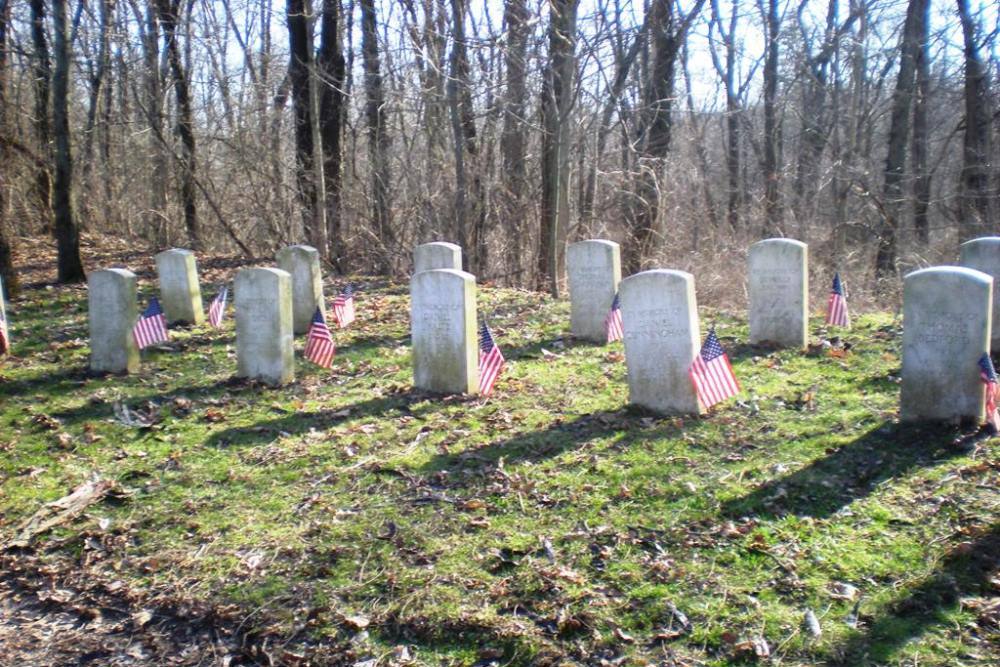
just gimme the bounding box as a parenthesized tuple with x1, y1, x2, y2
(0, 260, 997, 666)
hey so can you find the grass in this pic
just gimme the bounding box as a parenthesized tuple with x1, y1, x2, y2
(0, 268, 997, 666)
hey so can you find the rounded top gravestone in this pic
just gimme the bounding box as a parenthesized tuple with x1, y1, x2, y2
(748, 238, 808, 349)
(276, 245, 325, 335)
(619, 269, 702, 415)
(566, 239, 622, 342)
(410, 268, 477, 395)
(235, 267, 295, 386)
(901, 266, 992, 423)
(413, 242, 463, 274)
(959, 237, 1000, 348)
(88, 268, 139, 374)
(154, 248, 204, 325)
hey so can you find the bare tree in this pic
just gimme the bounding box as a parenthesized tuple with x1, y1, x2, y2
(29, 0, 52, 233)
(52, 0, 85, 282)
(538, 0, 578, 296)
(956, 0, 995, 238)
(761, 0, 783, 236)
(318, 0, 346, 268)
(0, 0, 16, 296)
(360, 0, 393, 272)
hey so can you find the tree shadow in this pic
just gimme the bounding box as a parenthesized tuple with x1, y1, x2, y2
(828, 522, 1000, 666)
(0, 365, 91, 401)
(720, 422, 969, 520)
(419, 407, 682, 475)
(204, 389, 432, 448)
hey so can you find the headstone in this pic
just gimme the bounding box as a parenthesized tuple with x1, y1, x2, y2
(276, 245, 324, 335)
(620, 269, 701, 415)
(89, 268, 139, 373)
(567, 240, 622, 342)
(901, 266, 992, 423)
(235, 267, 294, 385)
(414, 242, 462, 273)
(155, 248, 204, 325)
(959, 237, 1000, 349)
(748, 238, 808, 348)
(410, 269, 477, 394)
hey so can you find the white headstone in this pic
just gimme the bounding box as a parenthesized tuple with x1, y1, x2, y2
(276, 245, 325, 335)
(235, 267, 295, 385)
(410, 269, 477, 394)
(155, 248, 204, 325)
(567, 240, 622, 342)
(89, 268, 139, 373)
(620, 269, 702, 415)
(959, 237, 1000, 349)
(414, 242, 462, 273)
(748, 238, 808, 349)
(901, 266, 992, 423)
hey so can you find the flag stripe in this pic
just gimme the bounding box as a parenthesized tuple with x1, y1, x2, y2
(304, 308, 336, 368)
(208, 287, 228, 328)
(478, 323, 505, 396)
(133, 298, 169, 350)
(689, 330, 739, 410)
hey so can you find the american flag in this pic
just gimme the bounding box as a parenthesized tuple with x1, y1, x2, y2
(605, 292, 624, 343)
(304, 307, 336, 368)
(207, 286, 228, 328)
(0, 306, 9, 356)
(478, 322, 505, 397)
(979, 354, 1000, 431)
(689, 328, 740, 410)
(332, 284, 355, 328)
(826, 272, 850, 328)
(132, 297, 169, 350)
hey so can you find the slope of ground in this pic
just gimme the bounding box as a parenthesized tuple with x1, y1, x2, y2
(0, 243, 997, 666)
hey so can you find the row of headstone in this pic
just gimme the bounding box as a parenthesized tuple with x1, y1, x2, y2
(566, 238, 809, 351)
(88, 245, 333, 385)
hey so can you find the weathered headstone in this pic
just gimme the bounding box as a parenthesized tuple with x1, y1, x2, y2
(620, 269, 701, 415)
(89, 268, 139, 373)
(155, 248, 204, 325)
(567, 240, 622, 342)
(748, 238, 808, 348)
(960, 237, 1000, 349)
(901, 266, 992, 423)
(410, 269, 477, 394)
(235, 267, 294, 385)
(276, 245, 324, 335)
(414, 242, 462, 273)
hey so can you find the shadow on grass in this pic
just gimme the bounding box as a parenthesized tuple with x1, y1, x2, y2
(720, 421, 968, 519)
(419, 407, 683, 474)
(828, 522, 1000, 666)
(204, 389, 431, 448)
(0, 364, 91, 401)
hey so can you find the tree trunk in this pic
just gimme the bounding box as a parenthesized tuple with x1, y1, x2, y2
(709, 0, 741, 233)
(911, 0, 930, 244)
(318, 0, 346, 268)
(81, 0, 116, 230)
(875, 0, 926, 279)
(0, 0, 17, 297)
(52, 0, 85, 282)
(624, 0, 705, 274)
(360, 0, 393, 273)
(501, 0, 530, 277)
(156, 0, 200, 248)
(29, 0, 52, 234)
(538, 0, 578, 296)
(956, 0, 995, 238)
(762, 0, 782, 236)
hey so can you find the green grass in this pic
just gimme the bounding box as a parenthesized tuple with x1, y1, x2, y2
(1, 275, 997, 666)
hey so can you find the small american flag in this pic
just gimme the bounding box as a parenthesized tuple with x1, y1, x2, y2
(478, 322, 505, 397)
(332, 284, 355, 328)
(689, 328, 740, 410)
(979, 354, 1000, 431)
(304, 307, 336, 368)
(207, 286, 228, 328)
(826, 273, 850, 328)
(133, 297, 169, 350)
(605, 292, 624, 343)
(0, 306, 9, 356)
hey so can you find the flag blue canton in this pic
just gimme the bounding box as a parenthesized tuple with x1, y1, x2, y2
(700, 329, 725, 362)
(610, 293, 620, 310)
(342, 283, 355, 297)
(142, 298, 164, 318)
(979, 353, 997, 382)
(832, 273, 845, 295)
(479, 323, 495, 353)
